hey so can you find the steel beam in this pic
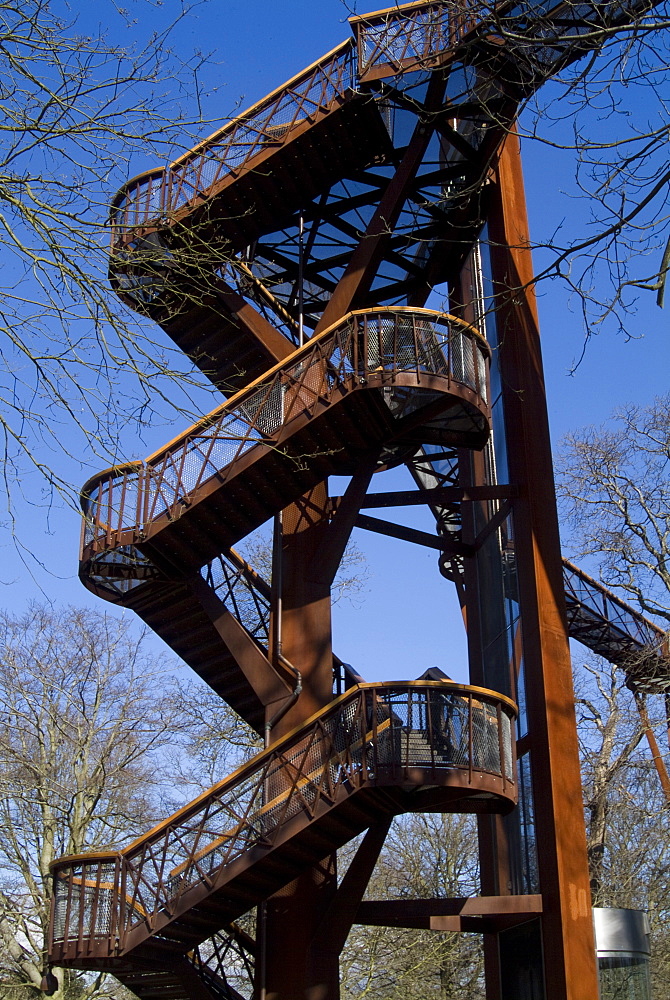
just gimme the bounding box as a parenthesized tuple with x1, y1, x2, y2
(356, 894, 544, 932)
(313, 819, 393, 958)
(634, 693, 670, 803)
(314, 73, 446, 332)
(187, 574, 293, 708)
(355, 512, 473, 556)
(330, 484, 519, 510)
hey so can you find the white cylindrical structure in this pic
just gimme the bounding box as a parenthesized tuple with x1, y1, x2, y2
(593, 907, 652, 999)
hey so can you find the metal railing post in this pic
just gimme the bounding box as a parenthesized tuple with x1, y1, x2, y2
(468, 691, 474, 785)
(497, 701, 506, 788)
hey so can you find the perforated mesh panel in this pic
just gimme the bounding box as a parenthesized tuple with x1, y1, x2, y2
(52, 863, 118, 942)
(357, 5, 456, 74)
(205, 555, 271, 643)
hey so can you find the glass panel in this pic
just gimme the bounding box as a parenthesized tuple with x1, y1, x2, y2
(599, 956, 652, 1000)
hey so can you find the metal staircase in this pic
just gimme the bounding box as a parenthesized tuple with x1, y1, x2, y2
(48, 2, 668, 999)
(50, 681, 516, 997)
(79, 308, 490, 583)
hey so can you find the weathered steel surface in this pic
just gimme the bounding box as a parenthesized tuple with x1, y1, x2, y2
(48, 2, 665, 997)
(50, 683, 517, 965)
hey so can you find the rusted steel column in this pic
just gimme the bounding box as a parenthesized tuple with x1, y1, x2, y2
(263, 857, 339, 1000)
(263, 483, 339, 1000)
(486, 129, 599, 1000)
(272, 482, 336, 733)
(460, 448, 514, 1000)
(452, 255, 517, 998)
(635, 693, 670, 803)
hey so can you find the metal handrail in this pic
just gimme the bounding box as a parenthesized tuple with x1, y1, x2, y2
(50, 680, 516, 959)
(109, 40, 356, 242)
(350, 0, 656, 81)
(108, 0, 657, 247)
(352, 0, 480, 77)
(80, 308, 490, 562)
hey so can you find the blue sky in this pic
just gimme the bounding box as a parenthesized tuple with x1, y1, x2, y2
(1, 0, 668, 685)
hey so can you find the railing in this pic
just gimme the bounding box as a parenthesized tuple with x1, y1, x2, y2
(484, 0, 662, 88)
(203, 550, 272, 646)
(563, 559, 665, 652)
(80, 309, 489, 564)
(352, 0, 482, 79)
(109, 0, 656, 250)
(109, 41, 357, 244)
(50, 681, 516, 961)
(352, 0, 657, 82)
(562, 559, 670, 692)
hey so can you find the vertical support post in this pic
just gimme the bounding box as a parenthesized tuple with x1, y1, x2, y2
(273, 482, 335, 732)
(635, 692, 670, 803)
(484, 129, 599, 1000)
(263, 482, 340, 1000)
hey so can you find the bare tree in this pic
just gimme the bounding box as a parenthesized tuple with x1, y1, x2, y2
(0, 0, 666, 541)
(518, 1, 670, 327)
(170, 681, 262, 790)
(558, 395, 670, 990)
(240, 530, 370, 609)
(0, 603, 251, 1000)
(341, 813, 483, 1000)
(0, 0, 219, 531)
(557, 393, 670, 622)
(573, 657, 647, 901)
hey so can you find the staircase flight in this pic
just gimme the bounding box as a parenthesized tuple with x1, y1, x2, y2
(50, 681, 516, 997)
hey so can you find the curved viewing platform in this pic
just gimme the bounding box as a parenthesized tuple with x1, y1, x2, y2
(50, 680, 517, 968)
(79, 308, 490, 583)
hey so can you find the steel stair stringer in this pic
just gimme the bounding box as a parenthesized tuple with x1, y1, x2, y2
(120, 956, 245, 1000)
(111, 263, 298, 396)
(79, 569, 288, 735)
(79, 543, 361, 733)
